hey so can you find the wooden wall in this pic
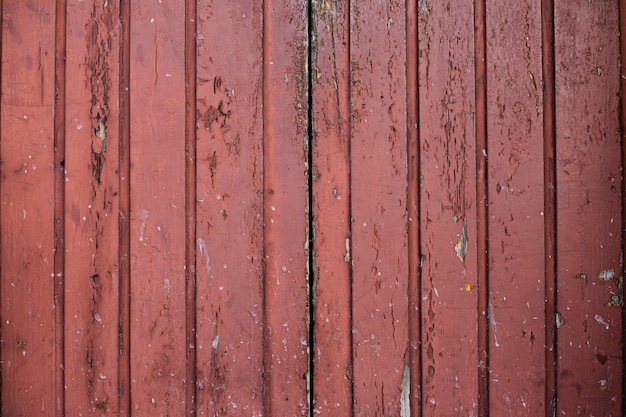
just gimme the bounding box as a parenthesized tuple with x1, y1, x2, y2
(0, 0, 623, 416)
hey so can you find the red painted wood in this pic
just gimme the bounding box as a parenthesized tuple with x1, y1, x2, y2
(417, 2, 479, 415)
(194, 1, 265, 415)
(262, 1, 310, 415)
(311, 0, 353, 415)
(486, 2, 547, 414)
(63, 1, 121, 414)
(0, 2, 58, 416)
(129, 1, 188, 414)
(405, 1, 421, 415)
(349, 1, 410, 415)
(555, 1, 623, 414)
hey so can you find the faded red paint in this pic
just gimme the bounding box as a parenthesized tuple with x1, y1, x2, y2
(418, 1, 480, 414)
(0, 1, 624, 416)
(1, 2, 59, 415)
(129, 1, 188, 415)
(555, 1, 623, 415)
(194, 1, 265, 415)
(486, 1, 548, 414)
(311, 0, 353, 415)
(64, 0, 121, 414)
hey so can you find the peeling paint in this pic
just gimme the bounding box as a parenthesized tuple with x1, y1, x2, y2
(400, 364, 410, 417)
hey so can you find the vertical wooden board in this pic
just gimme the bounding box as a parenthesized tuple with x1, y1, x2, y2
(417, 1, 478, 415)
(129, 1, 188, 414)
(555, 1, 623, 415)
(0, 2, 58, 416)
(63, 1, 121, 414)
(349, 1, 409, 415)
(262, 0, 310, 415)
(311, 0, 353, 415)
(486, 2, 547, 414)
(194, 1, 265, 416)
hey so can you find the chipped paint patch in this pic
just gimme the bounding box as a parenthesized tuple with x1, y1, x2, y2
(454, 218, 468, 264)
(400, 364, 410, 417)
(597, 269, 615, 281)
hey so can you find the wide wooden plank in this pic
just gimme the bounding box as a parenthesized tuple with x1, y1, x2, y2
(311, 0, 353, 415)
(555, 1, 623, 415)
(63, 1, 121, 414)
(262, 0, 310, 415)
(0, 2, 58, 415)
(194, 1, 265, 415)
(349, 1, 410, 415)
(417, 1, 479, 415)
(486, 1, 547, 414)
(129, 1, 188, 414)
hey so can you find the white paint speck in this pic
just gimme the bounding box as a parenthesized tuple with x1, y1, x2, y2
(594, 314, 610, 330)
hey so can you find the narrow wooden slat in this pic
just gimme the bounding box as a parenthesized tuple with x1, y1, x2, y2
(349, 1, 409, 414)
(555, 1, 623, 415)
(417, 1, 479, 415)
(406, 1, 421, 415)
(310, 0, 353, 414)
(620, 1, 626, 414)
(194, 1, 265, 415)
(486, 1, 546, 414)
(541, 0, 557, 413)
(0, 2, 58, 415)
(184, 0, 198, 413)
(53, 0, 67, 415)
(262, 1, 310, 415)
(475, 0, 489, 413)
(118, 0, 132, 413)
(63, 1, 121, 414)
(129, 1, 188, 414)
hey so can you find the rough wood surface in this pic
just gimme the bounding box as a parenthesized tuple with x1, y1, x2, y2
(555, 1, 623, 415)
(486, 1, 547, 414)
(194, 1, 265, 415)
(0, 1, 623, 416)
(310, 0, 353, 415)
(349, 1, 410, 415)
(1, 2, 58, 415)
(418, 1, 479, 415)
(129, 1, 188, 414)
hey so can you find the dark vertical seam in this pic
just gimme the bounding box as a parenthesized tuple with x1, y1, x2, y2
(474, 0, 489, 415)
(261, 0, 269, 414)
(54, 1, 67, 415)
(619, 1, 626, 414)
(0, 0, 3, 407)
(185, 0, 198, 415)
(541, 0, 557, 415)
(118, 0, 132, 414)
(346, 0, 354, 415)
(405, 0, 421, 416)
(306, 0, 315, 415)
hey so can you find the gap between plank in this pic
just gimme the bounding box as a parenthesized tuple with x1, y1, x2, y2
(54, 1, 67, 416)
(541, 0, 558, 415)
(185, 0, 198, 414)
(118, 0, 132, 414)
(474, 0, 490, 414)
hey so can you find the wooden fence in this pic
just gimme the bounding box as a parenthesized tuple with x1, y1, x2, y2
(0, 0, 624, 416)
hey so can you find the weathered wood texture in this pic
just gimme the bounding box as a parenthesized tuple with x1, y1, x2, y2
(1, 1, 624, 416)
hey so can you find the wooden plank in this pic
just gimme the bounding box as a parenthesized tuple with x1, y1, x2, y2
(63, 1, 121, 414)
(310, 0, 353, 415)
(194, 1, 265, 416)
(555, 1, 623, 415)
(262, 0, 310, 415)
(417, 1, 479, 415)
(486, 1, 547, 414)
(129, 1, 188, 414)
(349, 1, 410, 415)
(0, 2, 58, 415)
